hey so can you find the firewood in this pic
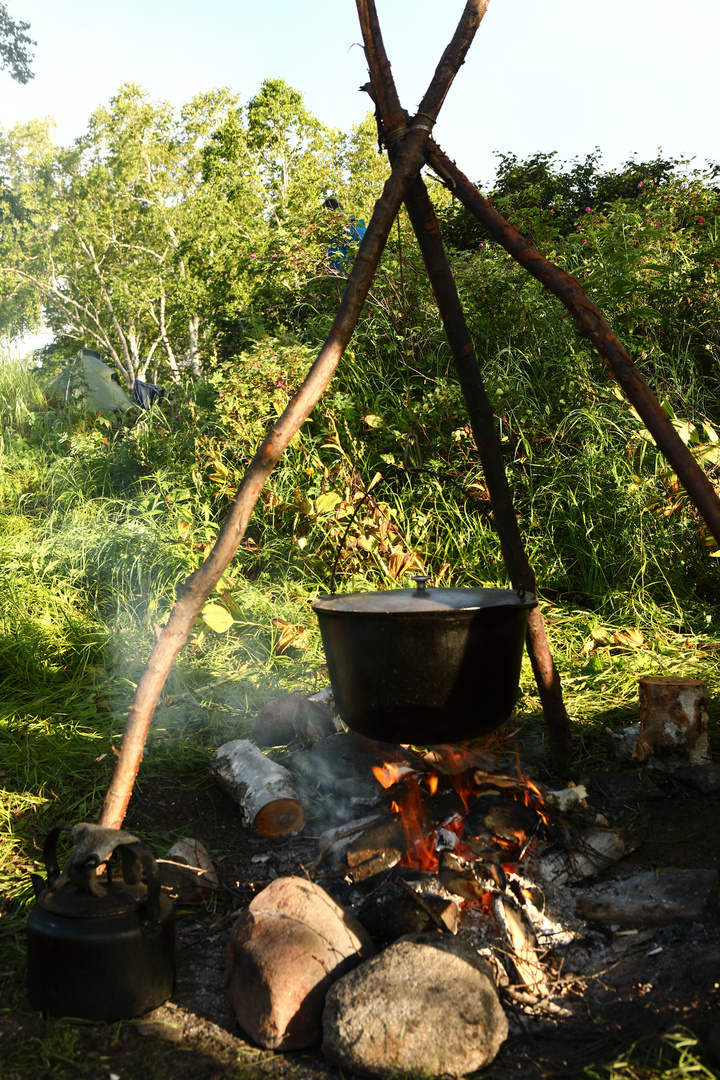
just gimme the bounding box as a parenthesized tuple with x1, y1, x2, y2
(252, 693, 343, 748)
(494, 894, 547, 1000)
(634, 677, 710, 764)
(212, 740, 306, 837)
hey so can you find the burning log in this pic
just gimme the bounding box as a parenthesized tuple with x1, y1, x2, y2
(634, 677, 710, 765)
(355, 877, 459, 941)
(346, 817, 405, 868)
(438, 849, 496, 900)
(212, 740, 306, 837)
(494, 894, 548, 1000)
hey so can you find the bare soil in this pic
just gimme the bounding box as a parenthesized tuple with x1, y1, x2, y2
(4, 761, 720, 1080)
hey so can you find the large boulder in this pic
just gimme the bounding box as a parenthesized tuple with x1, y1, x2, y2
(322, 933, 508, 1078)
(225, 876, 374, 1050)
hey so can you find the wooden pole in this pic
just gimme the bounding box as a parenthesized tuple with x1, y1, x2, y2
(402, 175, 572, 774)
(357, 0, 572, 773)
(99, 2, 489, 831)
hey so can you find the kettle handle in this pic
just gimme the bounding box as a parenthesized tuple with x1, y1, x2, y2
(40, 829, 163, 924)
(116, 841, 163, 925)
(42, 825, 70, 887)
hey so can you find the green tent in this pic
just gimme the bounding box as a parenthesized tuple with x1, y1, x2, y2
(48, 350, 135, 412)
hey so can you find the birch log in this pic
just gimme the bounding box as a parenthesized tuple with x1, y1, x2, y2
(212, 740, 306, 837)
(634, 677, 710, 764)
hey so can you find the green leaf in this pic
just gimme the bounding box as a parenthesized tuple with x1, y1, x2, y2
(315, 491, 342, 516)
(200, 603, 235, 633)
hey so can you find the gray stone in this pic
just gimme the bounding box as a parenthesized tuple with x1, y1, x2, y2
(675, 763, 720, 794)
(575, 868, 718, 927)
(158, 837, 220, 898)
(321, 933, 508, 1078)
(225, 876, 374, 1051)
(590, 771, 665, 809)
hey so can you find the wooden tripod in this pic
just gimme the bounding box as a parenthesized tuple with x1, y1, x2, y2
(99, 0, 720, 829)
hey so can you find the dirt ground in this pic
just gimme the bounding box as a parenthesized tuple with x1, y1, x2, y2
(4, 755, 720, 1080)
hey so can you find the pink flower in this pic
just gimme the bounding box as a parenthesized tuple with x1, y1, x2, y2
(582, 238, 588, 243)
(637, 181, 644, 189)
(550, 209, 555, 214)
(585, 206, 591, 212)
(276, 380, 283, 387)
(250, 254, 257, 259)
(699, 217, 706, 223)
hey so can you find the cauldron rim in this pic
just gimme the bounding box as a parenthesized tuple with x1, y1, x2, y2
(313, 585, 537, 616)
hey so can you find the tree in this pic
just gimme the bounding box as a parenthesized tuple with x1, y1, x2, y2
(0, 85, 239, 387)
(0, 80, 368, 376)
(0, 3, 35, 83)
(198, 78, 348, 354)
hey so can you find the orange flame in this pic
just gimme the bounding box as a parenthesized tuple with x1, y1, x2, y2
(372, 762, 412, 789)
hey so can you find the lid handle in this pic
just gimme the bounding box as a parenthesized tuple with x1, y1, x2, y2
(410, 575, 430, 592)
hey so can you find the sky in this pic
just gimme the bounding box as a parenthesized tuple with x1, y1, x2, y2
(3, 0, 719, 187)
(2, 0, 719, 357)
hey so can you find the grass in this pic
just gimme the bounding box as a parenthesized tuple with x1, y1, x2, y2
(584, 1030, 719, 1080)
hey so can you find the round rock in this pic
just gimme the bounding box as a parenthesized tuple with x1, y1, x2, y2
(321, 933, 508, 1077)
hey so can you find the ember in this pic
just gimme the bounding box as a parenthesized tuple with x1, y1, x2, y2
(368, 745, 553, 890)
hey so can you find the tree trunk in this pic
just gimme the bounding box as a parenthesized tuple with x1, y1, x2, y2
(188, 314, 201, 379)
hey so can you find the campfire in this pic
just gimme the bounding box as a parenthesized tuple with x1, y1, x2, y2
(202, 687, 720, 1077)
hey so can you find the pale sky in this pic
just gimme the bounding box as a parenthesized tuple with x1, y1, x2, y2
(3, 0, 719, 188)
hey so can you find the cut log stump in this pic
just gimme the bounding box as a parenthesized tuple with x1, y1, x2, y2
(212, 739, 306, 837)
(634, 676, 710, 765)
(252, 693, 342, 748)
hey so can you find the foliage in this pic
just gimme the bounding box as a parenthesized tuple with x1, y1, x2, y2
(0, 83, 380, 385)
(0, 1, 34, 83)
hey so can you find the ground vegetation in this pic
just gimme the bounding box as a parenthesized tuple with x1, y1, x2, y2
(1, 84, 720, 1079)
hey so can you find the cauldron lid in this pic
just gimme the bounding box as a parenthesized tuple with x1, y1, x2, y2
(313, 585, 537, 615)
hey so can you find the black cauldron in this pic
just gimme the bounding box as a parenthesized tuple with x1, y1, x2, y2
(312, 576, 536, 744)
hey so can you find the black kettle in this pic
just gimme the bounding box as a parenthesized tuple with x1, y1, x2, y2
(27, 824, 175, 1021)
